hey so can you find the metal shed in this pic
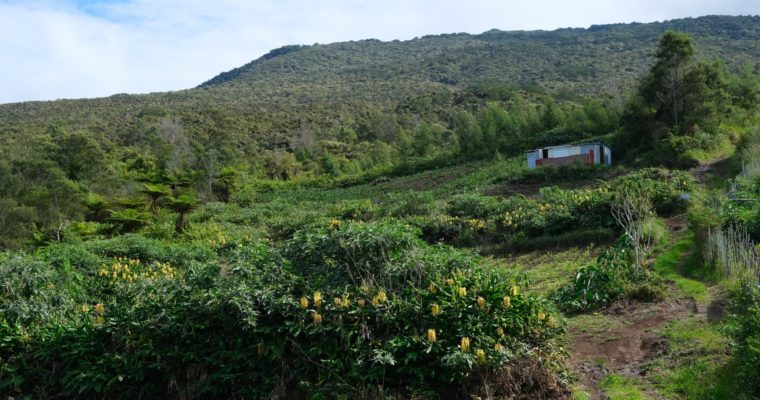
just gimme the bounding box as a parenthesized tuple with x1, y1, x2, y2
(527, 142, 611, 169)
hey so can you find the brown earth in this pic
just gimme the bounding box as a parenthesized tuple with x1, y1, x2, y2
(567, 297, 696, 400)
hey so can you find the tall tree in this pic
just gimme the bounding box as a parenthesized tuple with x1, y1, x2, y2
(622, 31, 727, 156)
(645, 31, 694, 129)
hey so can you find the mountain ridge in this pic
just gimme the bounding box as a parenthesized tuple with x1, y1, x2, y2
(2, 15, 760, 150)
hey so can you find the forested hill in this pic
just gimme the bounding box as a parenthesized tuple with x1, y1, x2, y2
(198, 15, 760, 98)
(2, 15, 760, 137)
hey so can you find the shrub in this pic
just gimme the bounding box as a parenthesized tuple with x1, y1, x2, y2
(508, 164, 603, 184)
(0, 256, 80, 325)
(0, 222, 567, 399)
(385, 191, 435, 217)
(84, 234, 215, 267)
(725, 282, 760, 396)
(610, 168, 692, 215)
(332, 198, 379, 221)
(505, 227, 616, 252)
(413, 214, 493, 246)
(446, 193, 504, 219)
(283, 220, 421, 289)
(552, 237, 662, 313)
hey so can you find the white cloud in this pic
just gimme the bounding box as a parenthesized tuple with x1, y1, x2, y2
(0, 0, 759, 104)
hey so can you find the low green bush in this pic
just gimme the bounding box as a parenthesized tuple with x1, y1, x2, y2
(385, 191, 435, 217)
(84, 234, 215, 267)
(610, 168, 693, 215)
(412, 214, 492, 246)
(446, 192, 504, 219)
(508, 164, 604, 184)
(332, 198, 379, 221)
(552, 237, 662, 313)
(725, 281, 760, 396)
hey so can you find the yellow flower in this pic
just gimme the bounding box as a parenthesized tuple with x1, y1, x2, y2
(457, 287, 467, 297)
(312, 312, 323, 325)
(299, 296, 310, 309)
(357, 299, 366, 307)
(334, 297, 343, 307)
(372, 290, 388, 305)
(431, 304, 441, 316)
(94, 303, 105, 315)
(475, 348, 486, 363)
(496, 327, 505, 337)
(446, 278, 454, 286)
(477, 296, 486, 309)
(428, 283, 437, 294)
(510, 286, 519, 297)
(502, 296, 511, 308)
(341, 294, 350, 308)
(494, 343, 503, 351)
(94, 316, 105, 325)
(537, 311, 546, 320)
(427, 329, 437, 343)
(313, 292, 323, 308)
(328, 219, 342, 230)
(80, 304, 90, 313)
(460, 337, 471, 352)
(547, 316, 557, 328)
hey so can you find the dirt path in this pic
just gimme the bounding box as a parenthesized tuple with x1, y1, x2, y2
(689, 156, 733, 187)
(567, 296, 696, 399)
(566, 214, 712, 399)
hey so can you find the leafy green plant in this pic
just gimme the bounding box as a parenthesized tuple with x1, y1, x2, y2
(108, 208, 151, 232)
(552, 237, 661, 313)
(724, 282, 760, 396)
(0, 221, 566, 399)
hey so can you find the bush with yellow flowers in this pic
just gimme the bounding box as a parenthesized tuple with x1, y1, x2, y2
(0, 221, 565, 399)
(96, 257, 177, 286)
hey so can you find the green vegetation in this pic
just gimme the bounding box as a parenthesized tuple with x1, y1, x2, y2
(652, 233, 710, 303)
(651, 317, 739, 399)
(2, 16, 760, 399)
(600, 374, 648, 400)
(724, 282, 760, 395)
(2, 16, 760, 251)
(0, 222, 567, 398)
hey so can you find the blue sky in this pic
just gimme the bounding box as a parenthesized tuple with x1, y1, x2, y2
(1, 0, 759, 104)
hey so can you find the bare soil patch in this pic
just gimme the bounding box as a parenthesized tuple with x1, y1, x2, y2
(568, 297, 696, 399)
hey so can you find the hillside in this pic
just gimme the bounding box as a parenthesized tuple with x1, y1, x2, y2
(2, 14, 760, 400)
(2, 15, 760, 141)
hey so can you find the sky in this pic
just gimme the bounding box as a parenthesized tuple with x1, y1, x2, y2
(1, 0, 759, 104)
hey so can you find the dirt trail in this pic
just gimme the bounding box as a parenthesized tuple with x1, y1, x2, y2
(567, 159, 731, 399)
(689, 156, 733, 186)
(568, 296, 696, 399)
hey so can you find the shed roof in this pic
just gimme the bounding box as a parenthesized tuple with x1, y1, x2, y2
(526, 141, 609, 154)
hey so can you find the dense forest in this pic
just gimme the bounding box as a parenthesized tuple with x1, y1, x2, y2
(1, 14, 760, 400)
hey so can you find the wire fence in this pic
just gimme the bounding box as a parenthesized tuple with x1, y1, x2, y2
(706, 224, 760, 282)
